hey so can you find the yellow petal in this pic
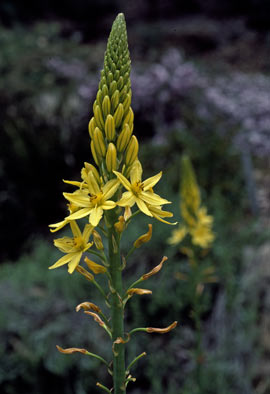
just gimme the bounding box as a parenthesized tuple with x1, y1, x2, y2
(65, 208, 91, 221)
(117, 191, 136, 207)
(68, 253, 82, 274)
(49, 219, 69, 233)
(87, 171, 100, 195)
(63, 180, 82, 188)
(102, 179, 119, 200)
(63, 192, 90, 207)
(54, 237, 74, 253)
(82, 223, 94, 242)
(130, 160, 142, 184)
(135, 198, 153, 217)
(70, 220, 82, 238)
(143, 172, 162, 191)
(113, 171, 131, 191)
(90, 206, 103, 226)
(49, 253, 73, 270)
(140, 191, 170, 206)
(101, 200, 116, 210)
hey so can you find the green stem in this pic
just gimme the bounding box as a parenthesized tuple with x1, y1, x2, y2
(108, 218, 126, 394)
(126, 352, 146, 373)
(192, 287, 203, 391)
(85, 351, 109, 367)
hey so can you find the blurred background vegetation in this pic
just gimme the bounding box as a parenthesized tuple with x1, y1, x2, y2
(0, 1, 269, 393)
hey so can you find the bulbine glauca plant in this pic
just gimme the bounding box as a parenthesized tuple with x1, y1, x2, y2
(49, 13, 177, 394)
(168, 155, 216, 392)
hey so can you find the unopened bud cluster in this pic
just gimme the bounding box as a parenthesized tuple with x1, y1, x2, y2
(89, 15, 138, 176)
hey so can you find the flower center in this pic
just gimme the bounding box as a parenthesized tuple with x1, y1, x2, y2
(73, 236, 85, 250)
(131, 181, 144, 196)
(90, 192, 103, 205)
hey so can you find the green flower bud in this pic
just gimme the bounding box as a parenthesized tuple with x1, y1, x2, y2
(102, 95, 111, 118)
(93, 127, 106, 157)
(106, 143, 117, 172)
(116, 124, 132, 152)
(90, 140, 101, 166)
(125, 135, 138, 166)
(105, 114, 116, 141)
(94, 105, 105, 130)
(88, 117, 96, 139)
(111, 90, 120, 112)
(113, 103, 124, 128)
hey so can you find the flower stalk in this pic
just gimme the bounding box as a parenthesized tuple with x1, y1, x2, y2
(49, 13, 177, 393)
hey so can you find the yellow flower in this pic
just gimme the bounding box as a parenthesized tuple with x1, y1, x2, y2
(63, 172, 119, 227)
(190, 221, 215, 248)
(49, 194, 81, 233)
(167, 226, 187, 245)
(49, 221, 94, 274)
(147, 205, 176, 225)
(113, 160, 170, 217)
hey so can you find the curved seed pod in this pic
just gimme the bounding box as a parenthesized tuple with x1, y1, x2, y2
(116, 124, 132, 152)
(93, 127, 106, 157)
(111, 90, 120, 112)
(102, 95, 111, 118)
(88, 117, 96, 139)
(105, 114, 116, 141)
(125, 135, 139, 166)
(113, 103, 124, 128)
(90, 140, 101, 166)
(106, 143, 117, 172)
(94, 105, 105, 130)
